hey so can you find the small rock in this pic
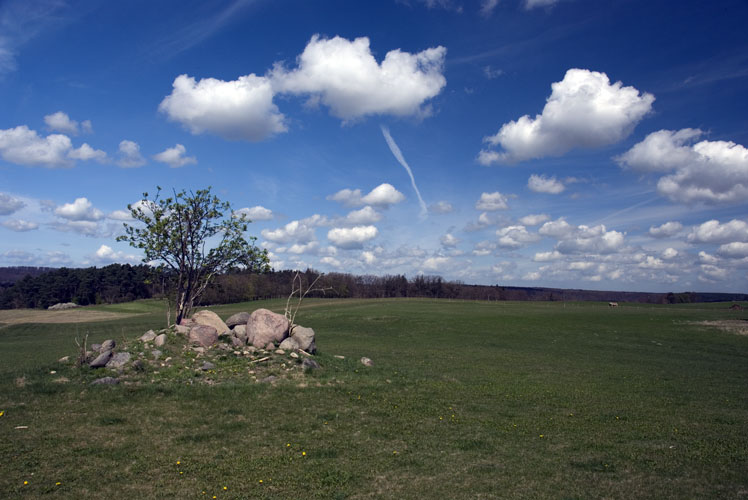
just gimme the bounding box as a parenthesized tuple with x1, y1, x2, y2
(290, 352, 299, 359)
(275, 349, 286, 355)
(290, 326, 316, 354)
(334, 355, 345, 359)
(201, 361, 216, 371)
(231, 335, 245, 348)
(154, 333, 167, 347)
(360, 357, 374, 367)
(164, 357, 172, 363)
(259, 375, 278, 384)
(302, 358, 321, 371)
(132, 360, 145, 372)
(106, 352, 131, 369)
(174, 324, 190, 335)
(58, 356, 70, 363)
(265, 342, 276, 350)
(246, 346, 257, 354)
(233, 324, 247, 342)
(193, 347, 205, 354)
(90, 343, 102, 352)
(90, 377, 119, 385)
(89, 350, 113, 368)
(101, 339, 116, 351)
(151, 349, 162, 359)
(140, 330, 157, 342)
(279, 337, 300, 351)
(225, 311, 250, 329)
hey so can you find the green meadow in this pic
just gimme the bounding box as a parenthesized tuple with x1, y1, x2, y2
(1, 298, 747, 499)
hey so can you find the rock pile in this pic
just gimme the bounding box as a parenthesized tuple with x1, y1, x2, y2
(178, 308, 317, 355)
(80, 308, 319, 386)
(48, 302, 80, 310)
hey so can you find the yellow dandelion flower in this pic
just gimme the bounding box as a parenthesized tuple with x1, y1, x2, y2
(393, 450, 398, 455)
(0, 411, 4, 417)
(23, 481, 28, 485)
(179, 471, 183, 475)
(223, 486, 228, 490)
(56, 482, 61, 486)
(259, 480, 263, 484)
(176, 461, 181, 465)
(302, 451, 306, 456)
(286, 443, 291, 447)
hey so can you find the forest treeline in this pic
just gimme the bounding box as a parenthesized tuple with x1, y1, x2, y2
(0, 265, 745, 310)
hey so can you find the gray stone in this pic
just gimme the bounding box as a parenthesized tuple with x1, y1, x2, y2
(302, 358, 321, 371)
(101, 339, 116, 351)
(132, 360, 145, 372)
(279, 337, 300, 351)
(106, 352, 131, 369)
(192, 310, 230, 335)
(225, 311, 250, 328)
(360, 357, 374, 367)
(247, 308, 289, 349)
(265, 342, 276, 350)
(58, 356, 70, 363)
(231, 335, 245, 348)
(140, 330, 157, 342)
(290, 326, 316, 354)
(90, 377, 119, 385)
(151, 349, 162, 359)
(290, 352, 299, 359)
(90, 343, 102, 352)
(189, 325, 218, 348)
(154, 333, 167, 347)
(233, 324, 247, 342)
(275, 349, 286, 355)
(89, 351, 113, 368)
(174, 324, 191, 335)
(201, 361, 216, 371)
(259, 375, 278, 384)
(48, 302, 79, 310)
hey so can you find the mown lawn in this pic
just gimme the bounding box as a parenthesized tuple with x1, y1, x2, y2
(1, 298, 747, 499)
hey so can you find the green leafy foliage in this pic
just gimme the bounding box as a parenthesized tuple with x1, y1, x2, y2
(117, 187, 269, 323)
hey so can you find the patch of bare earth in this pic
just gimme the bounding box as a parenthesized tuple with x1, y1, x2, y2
(692, 320, 748, 336)
(0, 308, 139, 326)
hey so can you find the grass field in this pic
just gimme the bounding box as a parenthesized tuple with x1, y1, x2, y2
(1, 298, 747, 499)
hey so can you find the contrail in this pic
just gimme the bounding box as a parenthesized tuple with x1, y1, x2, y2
(380, 125, 428, 218)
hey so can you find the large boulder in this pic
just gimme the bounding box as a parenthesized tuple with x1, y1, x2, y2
(192, 310, 229, 335)
(248, 308, 289, 349)
(290, 326, 316, 354)
(189, 325, 218, 348)
(279, 337, 299, 351)
(226, 312, 250, 329)
(140, 330, 157, 342)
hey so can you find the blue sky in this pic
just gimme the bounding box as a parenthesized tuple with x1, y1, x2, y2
(1, 0, 747, 292)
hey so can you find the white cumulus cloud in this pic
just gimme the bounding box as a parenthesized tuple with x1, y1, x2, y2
(479, 68, 653, 164)
(262, 219, 317, 244)
(343, 206, 381, 225)
(687, 219, 748, 244)
(54, 197, 104, 221)
(475, 191, 510, 211)
(617, 129, 748, 205)
(0, 192, 25, 215)
(718, 242, 748, 258)
(94, 244, 138, 264)
(327, 225, 378, 249)
(519, 213, 550, 226)
(648, 221, 683, 238)
(271, 35, 446, 121)
(528, 174, 565, 194)
(116, 140, 146, 168)
(496, 225, 540, 248)
(361, 183, 406, 207)
(1, 219, 38, 231)
(159, 74, 286, 142)
(44, 111, 89, 135)
(153, 144, 196, 168)
(429, 201, 454, 214)
(233, 206, 274, 221)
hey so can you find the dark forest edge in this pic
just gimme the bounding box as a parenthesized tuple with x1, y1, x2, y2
(0, 265, 746, 310)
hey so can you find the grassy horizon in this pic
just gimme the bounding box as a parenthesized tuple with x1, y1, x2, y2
(1, 298, 747, 498)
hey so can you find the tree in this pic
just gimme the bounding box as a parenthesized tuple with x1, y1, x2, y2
(117, 187, 270, 324)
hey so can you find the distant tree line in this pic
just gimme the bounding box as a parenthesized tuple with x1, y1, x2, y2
(1, 266, 746, 310)
(0, 264, 160, 309)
